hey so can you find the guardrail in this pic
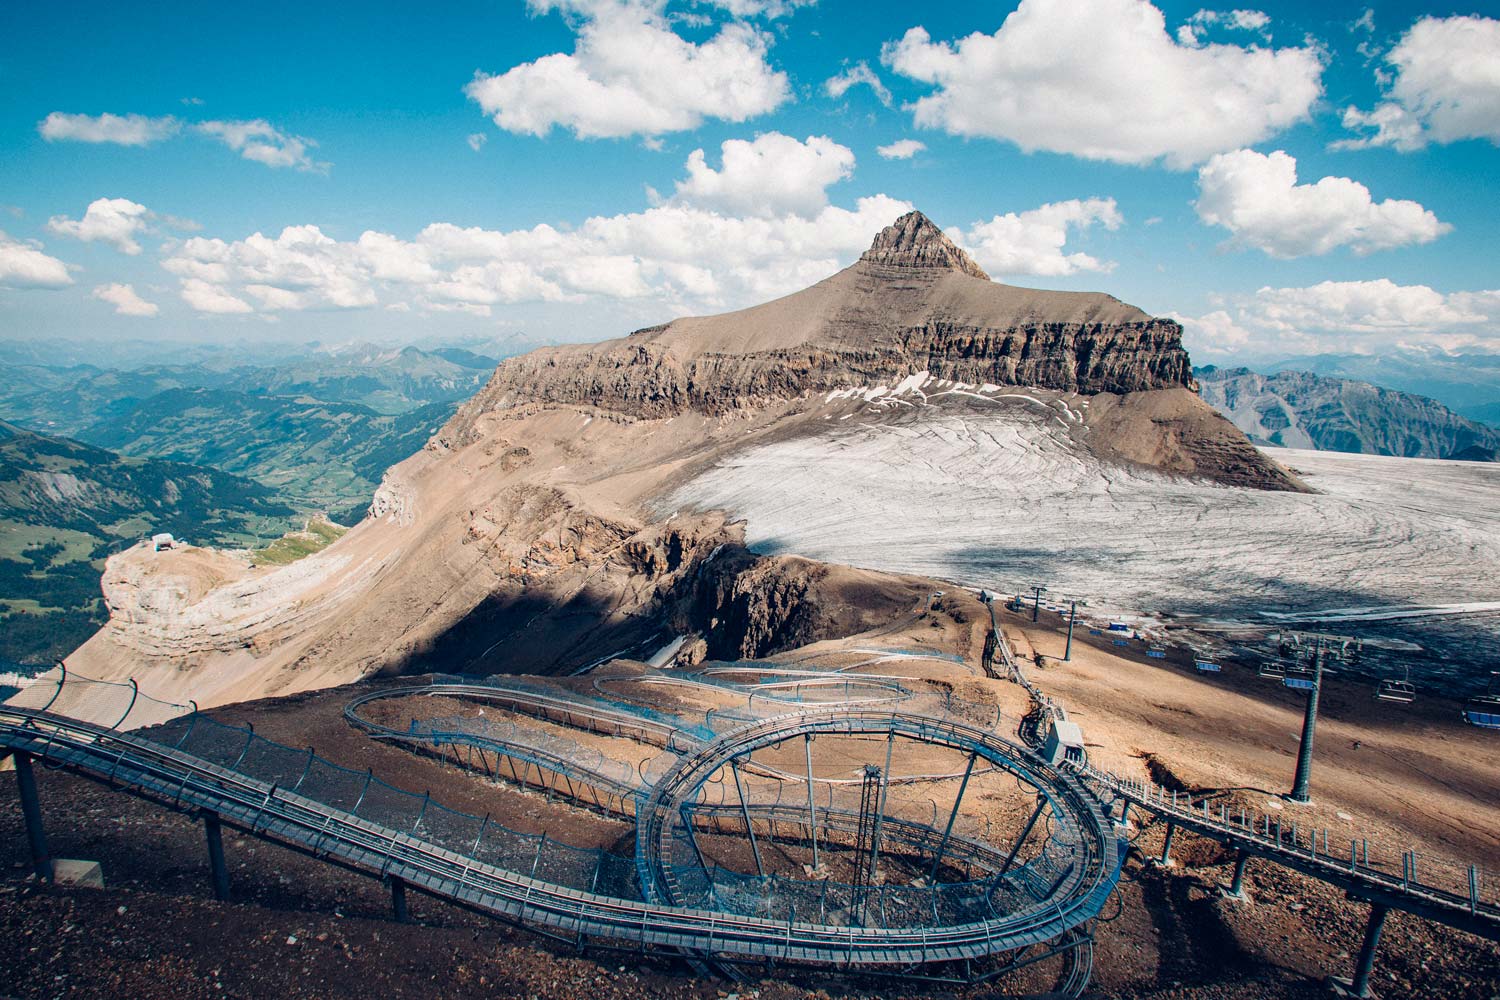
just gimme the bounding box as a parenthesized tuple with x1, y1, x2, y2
(1080, 766, 1499, 939)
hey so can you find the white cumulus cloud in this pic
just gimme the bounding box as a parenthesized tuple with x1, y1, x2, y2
(698, 0, 813, 16)
(38, 112, 180, 145)
(196, 120, 329, 172)
(1177, 279, 1500, 357)
(47, 197, 155, 255)
(178, 277, 254, 314)
(160, 190, 917, 318)
(466, 1, 791, 139)
(92, 283, 159, 317)
(955, 198, 1123, 276)
(0, 233, 73, 289)
(824, 62, 892, 106)
(671, 133, 855, 218)
(1195, 149, 1450, 257)
(1336, 14, 1500, 151)
(876, 139, 925, 159)
(1177, 8, 1271, 46)
(467, 132, 488, 152)
(882, 0, 1323, 168)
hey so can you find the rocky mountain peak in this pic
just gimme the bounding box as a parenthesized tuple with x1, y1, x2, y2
(859, 210, 991, 280)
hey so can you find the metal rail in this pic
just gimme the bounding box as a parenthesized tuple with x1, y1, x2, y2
(1079, 765, 1500, 941)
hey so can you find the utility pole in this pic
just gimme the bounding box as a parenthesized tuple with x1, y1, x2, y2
(1289, 639, 1324, 803)
(1029, 584, 1048, 623)
(1063, 599, 1083, 661)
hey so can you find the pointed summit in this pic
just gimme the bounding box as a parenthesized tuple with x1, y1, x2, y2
(860, 210, 990, 280)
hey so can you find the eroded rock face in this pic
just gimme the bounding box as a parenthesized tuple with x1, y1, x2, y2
(451, 210, 1196, 441)
(860, 210, 992, 278)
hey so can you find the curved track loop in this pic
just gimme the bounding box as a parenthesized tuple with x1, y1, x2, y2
(1, 677, 1121, 985)
(636, 707, 1119, 954)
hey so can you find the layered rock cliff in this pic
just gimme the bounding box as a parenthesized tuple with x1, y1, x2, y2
(448, 212, 1195, 439)
(447, 211, 1291, 491)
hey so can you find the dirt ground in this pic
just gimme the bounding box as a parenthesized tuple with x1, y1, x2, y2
(2, 587, 1498, 999)
(1000, 604, 1500, 869)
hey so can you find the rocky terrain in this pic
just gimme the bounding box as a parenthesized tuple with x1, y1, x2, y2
(1197, 366, 1499, 460)
(25, 211, 1305, 722)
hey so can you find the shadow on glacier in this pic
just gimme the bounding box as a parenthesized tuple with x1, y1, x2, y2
(944, 543, 1499, 693)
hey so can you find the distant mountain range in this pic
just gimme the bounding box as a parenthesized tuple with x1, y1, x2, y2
(0, 333, 544, 373)
(83, 388, 456, 518)
(0, 343, 499, 437)
(1196, 366, 1499, 461)
(0, 342, 519, 521)
(0, 419, 298, 666)
(1254, 348, 1500, 426)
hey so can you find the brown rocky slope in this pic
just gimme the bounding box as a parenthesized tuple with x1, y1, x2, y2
(24, 210, 1301, 718)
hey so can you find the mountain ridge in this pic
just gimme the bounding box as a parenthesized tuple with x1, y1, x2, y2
(1197, 366, 1500, 461)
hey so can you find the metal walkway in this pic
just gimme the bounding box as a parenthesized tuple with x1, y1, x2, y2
(0, 679, 1122, 980)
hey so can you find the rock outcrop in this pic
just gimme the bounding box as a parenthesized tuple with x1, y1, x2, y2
(451, 213, 1195, 437)
(450, 211, 1290, 491)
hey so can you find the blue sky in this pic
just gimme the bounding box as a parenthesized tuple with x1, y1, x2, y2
(2, 0, 1499, 365)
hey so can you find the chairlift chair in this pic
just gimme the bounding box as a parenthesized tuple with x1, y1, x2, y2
(1375, 665, 1415, 705)
(1195, 660, 1221, 673)
(1281, 660, 1316, 690)
(1258, 659, 1286, 680)
(1463, 672, 1500, 730)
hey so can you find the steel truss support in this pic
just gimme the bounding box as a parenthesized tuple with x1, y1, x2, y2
(930, 752, 979, 880)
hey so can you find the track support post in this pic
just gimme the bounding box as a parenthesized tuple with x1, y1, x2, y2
(803, 734, 820, 872)
(1159, 821, 1177, 866)
(14, 752, 52, 881)
(929, 752, 978, 880)
(729, 758, 764, 877)
(1225, 849, 1249, 899)
(390, 875, 409, 923)
(1333, 902, 1389, 998)
(203, 811, 230, 901)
